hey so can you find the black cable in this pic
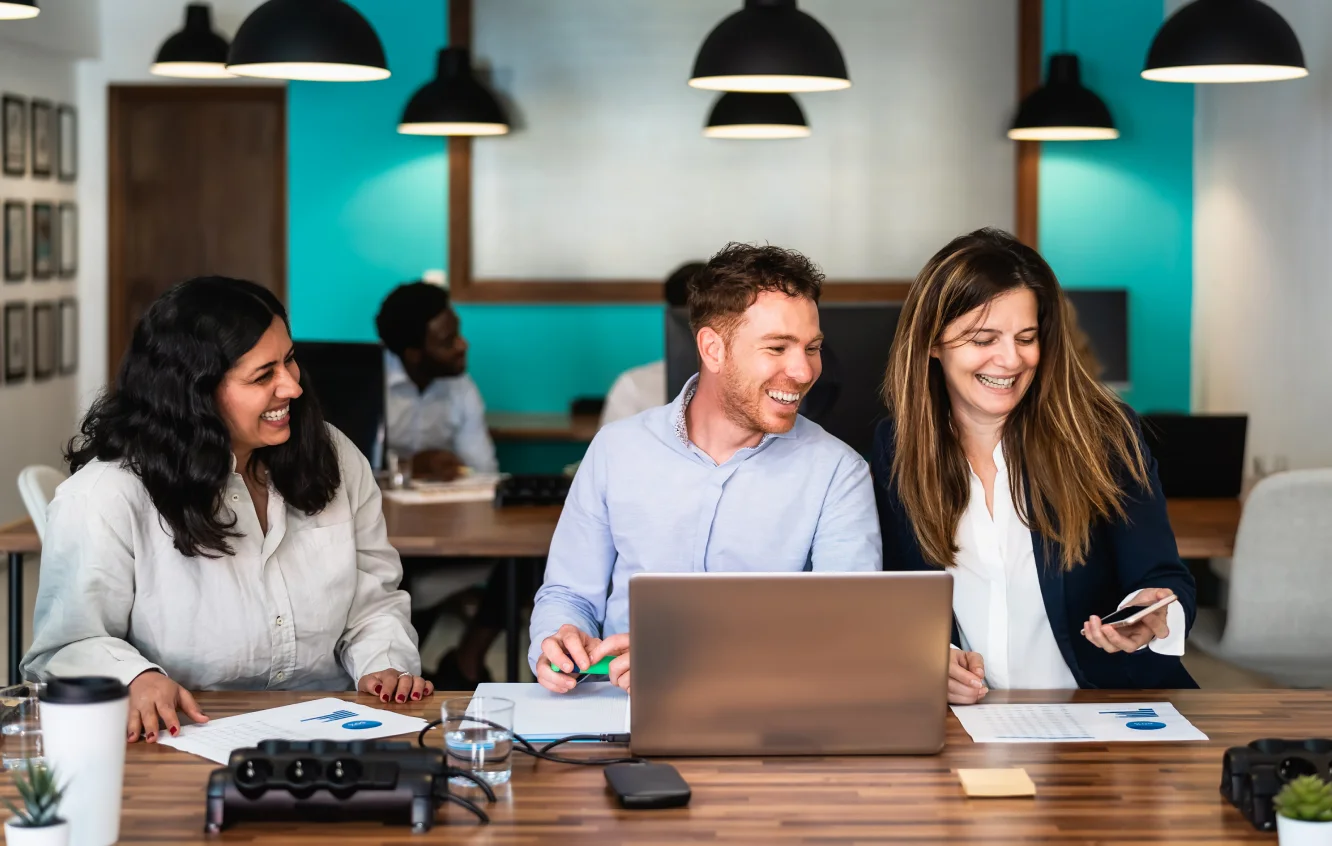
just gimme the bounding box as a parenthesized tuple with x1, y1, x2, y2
(441, 792, 490, 823)
(418, 719, 644, 767)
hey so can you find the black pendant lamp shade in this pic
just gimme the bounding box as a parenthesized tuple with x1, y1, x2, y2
(227, 0, 389, 82)
(1143, 0, 1306, 83)
(1009, 54, 1118, 141)
(399, 47, 509, 136)
(0, 0, 37, 19)
(705, 92, 809, 139)
(690, 0, 849, 93)
(152, 4, 232, 79)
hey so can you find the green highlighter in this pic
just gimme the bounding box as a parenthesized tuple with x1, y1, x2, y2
(550, 655, 614, 682)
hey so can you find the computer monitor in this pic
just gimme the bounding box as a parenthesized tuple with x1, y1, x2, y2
(1064, 289, 1129, 386)
(1140, 413, 1248, 498)
(665, 304, 900, 457)
(293, 341, 385, 468)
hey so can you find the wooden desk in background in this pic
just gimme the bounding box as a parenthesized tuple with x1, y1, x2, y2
(0, 498, 1242, 686)
(486, 412, 600, 443)
(3, 688, 1324, 844)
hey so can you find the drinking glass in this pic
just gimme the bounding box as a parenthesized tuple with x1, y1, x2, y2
(441, 696, 514, 787)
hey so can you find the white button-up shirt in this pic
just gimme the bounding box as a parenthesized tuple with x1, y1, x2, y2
(22, 429, 419, 691)
(384, 351, 498, 473)
(952, 443, 1184, 689)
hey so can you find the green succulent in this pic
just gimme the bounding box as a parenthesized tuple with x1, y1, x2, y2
(1275, 774, 1332, 823)
(2, 762, 64, 828)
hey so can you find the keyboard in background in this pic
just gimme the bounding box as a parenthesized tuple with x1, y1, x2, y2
(494, 474, 573, 507)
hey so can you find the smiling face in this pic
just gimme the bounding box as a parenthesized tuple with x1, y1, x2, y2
(716, 291, 823, 434)
(933, 287, 1040, 427)
(215, 316, 303, 457)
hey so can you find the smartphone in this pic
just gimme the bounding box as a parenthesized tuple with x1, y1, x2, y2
(604, 762, 691, 809)
(1100, 594, 1178, 628)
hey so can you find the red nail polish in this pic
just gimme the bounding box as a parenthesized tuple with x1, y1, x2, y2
(381, 695, 389, 702)
(146, 733, 156, 742)
(169, 726, 178, 736)
(375, 684, 382, 694)
(412, 693, 420, 700)
(396, 695, 405, 702)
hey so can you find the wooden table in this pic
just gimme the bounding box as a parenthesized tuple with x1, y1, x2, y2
(486, 412, 600, 443)
(3, 688, 1324, 844)
(0, 498, 1242, 686)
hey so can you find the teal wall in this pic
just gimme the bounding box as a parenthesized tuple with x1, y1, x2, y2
(288, 0, 664, 418)
(289, 0, 1195, 432)
(1038, 0, 1193, 412)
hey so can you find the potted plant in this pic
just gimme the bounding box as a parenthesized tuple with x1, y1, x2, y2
(2, 762, 68, 846)
(1276, 774, 1332, 846)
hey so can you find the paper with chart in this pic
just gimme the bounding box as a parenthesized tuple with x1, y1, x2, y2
(952, 702, 1208, 743)
(159, 697, 428, 764)
(473, 682, 630, 741)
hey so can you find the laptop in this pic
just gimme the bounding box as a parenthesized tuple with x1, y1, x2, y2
(1140, 413, 1248, 498)
(628, 571, 953, 757)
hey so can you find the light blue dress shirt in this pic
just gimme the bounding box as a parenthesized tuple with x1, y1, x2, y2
(384, 351, 498, 474)
(527, 376, 883, 671)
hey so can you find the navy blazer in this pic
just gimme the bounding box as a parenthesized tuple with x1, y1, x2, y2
(870, 417, 1198, 690)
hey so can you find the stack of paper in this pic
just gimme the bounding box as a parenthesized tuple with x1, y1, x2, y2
(951, 702, 1208, 743)
(382, 473, 501, 505)
(159, 698, 428, 764)
(472, 682, 630, 742)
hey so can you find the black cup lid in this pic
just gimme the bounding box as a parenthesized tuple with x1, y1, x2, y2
(39, 677, 128, 704)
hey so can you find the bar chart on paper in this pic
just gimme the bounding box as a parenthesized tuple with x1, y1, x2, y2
(951, 702, 1209, 743)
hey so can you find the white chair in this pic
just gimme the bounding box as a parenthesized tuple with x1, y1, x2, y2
(16, 465, 67, 542)
(1190, 469, 1332, 687)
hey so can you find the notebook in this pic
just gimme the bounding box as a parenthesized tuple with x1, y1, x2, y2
(470, 682, 630, 742)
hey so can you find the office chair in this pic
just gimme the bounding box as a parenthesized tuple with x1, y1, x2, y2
(17, 465, 67, 541)
(1189, 469, 1332, 687)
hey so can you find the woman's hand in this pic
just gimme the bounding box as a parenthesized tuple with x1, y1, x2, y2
(127, 670, 208, 743)
(589, 634, 631, 694)
(358, 670, 434, 703)
(1082, 587, 1175, 653)
(948, 648, 988, 705)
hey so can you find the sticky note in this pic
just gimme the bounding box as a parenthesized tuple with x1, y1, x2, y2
(957, 768, 1037, 797)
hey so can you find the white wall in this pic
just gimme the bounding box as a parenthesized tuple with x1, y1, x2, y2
(0, 13, 87, 525)
(76, 0, 276, 411)
(473, 0, 1015, 281)
(1191, 0, 1332, 470)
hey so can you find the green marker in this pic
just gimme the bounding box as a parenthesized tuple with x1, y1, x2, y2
(550, 655, 614, 676)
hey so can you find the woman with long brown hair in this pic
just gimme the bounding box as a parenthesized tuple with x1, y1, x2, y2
(873, 228, 1195, 703)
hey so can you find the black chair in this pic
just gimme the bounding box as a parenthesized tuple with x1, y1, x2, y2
(293, 341, 385, 468)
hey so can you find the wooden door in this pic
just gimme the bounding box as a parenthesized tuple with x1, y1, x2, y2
(108, 86, 285, 378)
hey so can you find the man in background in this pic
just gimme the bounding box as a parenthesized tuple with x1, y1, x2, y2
(598, 261, 703, 428)
(376, 281, 498, 479)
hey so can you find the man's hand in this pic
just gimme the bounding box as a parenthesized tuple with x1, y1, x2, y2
(536, 624, 602, 694)
(412, 450, 464, 482)
(947, 649, 988, 705)
(357, 669, 434, 702)
(589, 634, 631, 694)
(1083, 588, 1175, 654)
(127, 670, 208, 743)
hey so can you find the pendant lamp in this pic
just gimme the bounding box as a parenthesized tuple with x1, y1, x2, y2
(0, 0, 37, 20)
(704, 92, 809, 139)
(227, 0, 389, 82)
(689, 0, 849, 93)
(399, 47, 509, 136)
(152, 4, 233, 79)
(1142, 0, 1306, 83)
(1008, 0, 1117, 141)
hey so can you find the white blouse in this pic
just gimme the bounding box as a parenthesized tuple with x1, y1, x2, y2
(951, 443, 1184, 689)
(22, 428, 420, 691)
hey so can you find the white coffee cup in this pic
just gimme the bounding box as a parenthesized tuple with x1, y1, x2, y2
(38, 677, 129, 846)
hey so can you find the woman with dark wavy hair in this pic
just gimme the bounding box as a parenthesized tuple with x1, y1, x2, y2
(22, 277, 431, 743)
(872, 229, 1196, 702)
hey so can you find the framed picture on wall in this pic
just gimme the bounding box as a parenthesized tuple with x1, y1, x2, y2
(31, 201, 53, 280)
(57, 202, 75, 277)
(4, 200, 24, 282)
(57, 297, 76, 375)
(32, 300, 54, 381)
(4, 301, 26, 382)
(30, 99, 52, 179)
(3, 94, 26, 176)
(56, 105, 75, 182)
